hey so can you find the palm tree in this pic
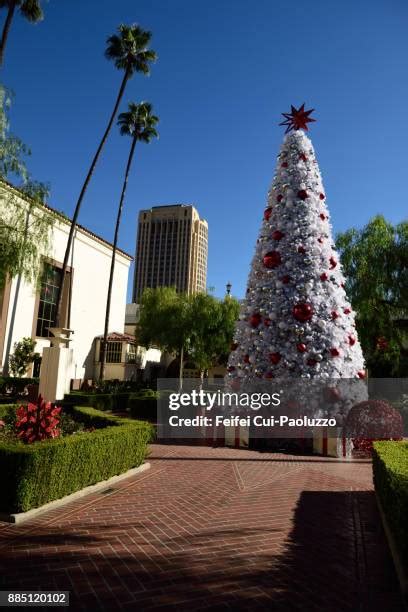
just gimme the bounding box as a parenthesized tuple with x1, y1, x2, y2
(0, 0, 43, 66)
(55, 24, 156, 328)
(99, 102, 158, 381)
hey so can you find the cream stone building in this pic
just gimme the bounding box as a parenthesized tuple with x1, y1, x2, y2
(132, 204, 208, 302)
(0, 181, 132, 384)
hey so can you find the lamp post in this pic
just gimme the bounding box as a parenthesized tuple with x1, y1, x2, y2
(226, 282, 232, 297)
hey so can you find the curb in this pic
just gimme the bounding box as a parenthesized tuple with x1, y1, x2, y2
(0, 462, 151, 524)
(375, 491, 408, 606)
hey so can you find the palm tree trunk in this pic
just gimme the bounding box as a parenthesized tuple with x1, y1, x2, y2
(55, 65, 130, 329)
(0, 2, 16, 67)
(178, 345, 184, 391)
(99, 135, 137, 381)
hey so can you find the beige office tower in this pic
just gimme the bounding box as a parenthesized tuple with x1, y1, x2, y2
(132, 204, 208, 302)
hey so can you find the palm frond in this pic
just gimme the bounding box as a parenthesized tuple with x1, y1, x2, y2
(20, 0, 43, 22)
(117, 101, 159, 142)
(105, 23, 156, 75)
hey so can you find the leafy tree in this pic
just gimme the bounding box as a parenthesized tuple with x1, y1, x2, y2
(9, 336, 36, 376)
(138, 287, 240, 387)
(0, 85, 52, 289)
(336, 215, 408, 376)
(55, 24, 157, 328)
(99, 102, 159, 380)
(0, 0, 44, 66)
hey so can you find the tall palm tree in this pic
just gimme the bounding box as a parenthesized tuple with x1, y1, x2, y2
(99, 102, 158, 381)
(55, 24, 156, 328)
(0, 0, 43, 66)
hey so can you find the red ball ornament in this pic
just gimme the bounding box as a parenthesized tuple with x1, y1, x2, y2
(269, 352, 281, 365)
(281, 275, 291, 284)
(329, 256, 337, 269)
(263, 317, 271, 327)
(272, 230, 285, 241)
(348, 335, 356, 346)
(320, 272, 329, 281)
(263, 251, 281, 268)
(330, 348, 340, 357)
(319, 193, 325, 200)
(264, 207, 272, 221)
(297, 189, 308, 200)
(249, 313, 262, 327)
(277, 194, 283, 202)
(264, 372, 274, 379)
(297, 245, 306, 254)
(281, 161, 288, 168)
(344, 308, 351, 315)
(243, 354, 250, 363)
(357, 370, 366, 379)
(325, 386, 341, 402)
(307, 358, 317, 367)
(299, 153, 307, 162)
(297, 343, 307, 353)
(319, 213, 326, 220)
(227, 366, 235, 372)
(331, 310, 339, 319)
(341, 282, 345, 289)
(292, 303, 314, 322)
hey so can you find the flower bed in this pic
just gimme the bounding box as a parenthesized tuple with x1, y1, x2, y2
(0, 406, 153, 513)
(372, 441, 408, 565)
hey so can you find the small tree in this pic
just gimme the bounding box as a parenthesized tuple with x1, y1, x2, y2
(9, 336, 36, 377)
(336, 216, 408, 376)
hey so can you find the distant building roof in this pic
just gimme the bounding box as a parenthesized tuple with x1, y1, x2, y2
(95, 332, 137, 343)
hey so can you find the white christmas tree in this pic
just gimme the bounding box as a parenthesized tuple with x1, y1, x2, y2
(227, 105, 366, 386)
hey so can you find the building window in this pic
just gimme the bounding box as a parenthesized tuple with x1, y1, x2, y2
(36, 264, 63, 338)
(126, 344, 138, 364)
(105, 341, 122, 363)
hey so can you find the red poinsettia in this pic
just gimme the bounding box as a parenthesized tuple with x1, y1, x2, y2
(16, 395, 61, 444)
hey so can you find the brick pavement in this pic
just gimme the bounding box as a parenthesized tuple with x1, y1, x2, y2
(0, 444, 404, 611)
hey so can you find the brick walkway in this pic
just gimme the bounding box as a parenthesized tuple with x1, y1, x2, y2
(0, 445, 404, 611)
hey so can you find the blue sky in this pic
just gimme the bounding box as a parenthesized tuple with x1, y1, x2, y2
(2, 0, 408, 301)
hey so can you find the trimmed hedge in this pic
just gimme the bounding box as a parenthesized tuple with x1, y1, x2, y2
(0, 407, 154, 513)
(63, 392, 131, 412)
(373, 441, 408, 564)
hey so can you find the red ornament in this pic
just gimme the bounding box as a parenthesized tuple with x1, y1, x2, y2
(299, 153, 308, 162)
(344, 308, 351, 315)
(231, 379, 241, 391)
(297, 189, 308, 200)
(264, 207, 272, 221)
(279, 104, 316, 133)
(320, 272, 329, 281)
(329, 256, 337, 269)
(330, 348, 340, 357)
(277, 194, 283, 202)
(319, 193, 325, 200)
(281, 275, 291, 284)
(292, 303, 314, 322)
(331, 310, 339, 319)
(249, 313, 262, 327)
(307, 358, 317, 367)
(263, 317, 271, 327)
(269, 352, 281, 365)
(325, 387, 341, 402)
(264, 372, 274, 379)
(341, 282, 345, 289)
(281, 162, 288, 168)
(319, 213, 326, 220)
(263, 251, 281, 269)
(272, 230, 285, 241)
(297, 245, 306, 254)
(357, 370, 366, 379)
(243, 354, 250, 364)
(227, 366, 236, 372)
(348, 335, 356, 346)
(297, 343, 307, 353)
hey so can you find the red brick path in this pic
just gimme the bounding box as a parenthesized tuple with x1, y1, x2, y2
(0, 445, 404, 611)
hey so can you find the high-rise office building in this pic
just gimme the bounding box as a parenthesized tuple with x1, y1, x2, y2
(132, 204, 208, 302)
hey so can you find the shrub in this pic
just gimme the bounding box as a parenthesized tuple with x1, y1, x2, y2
(345, 400, 403, 455)
(8, 337, 37, 377)
(128, 390, 159, 421)
(63, 393, 127, 412)
(0, 377, 39, 397)
(15, 396, 61, 444)
(373, 441, 408, 564)
(0, 407, 154, 513)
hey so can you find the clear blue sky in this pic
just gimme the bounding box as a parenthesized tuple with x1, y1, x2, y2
(2, 0, 408, 301)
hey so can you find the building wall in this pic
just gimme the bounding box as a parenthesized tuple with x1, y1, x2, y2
(132, 204, 208, 302)
(0, 186, 131, 380)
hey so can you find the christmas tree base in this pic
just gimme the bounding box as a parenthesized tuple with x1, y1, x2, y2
(313, 427, 352, 458)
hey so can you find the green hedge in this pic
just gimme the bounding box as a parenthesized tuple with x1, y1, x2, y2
(0, 407, 154, 513)
(373, 441, 408, 564)
(0, 377, 39, 396)
(63, 392, 131, 412)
